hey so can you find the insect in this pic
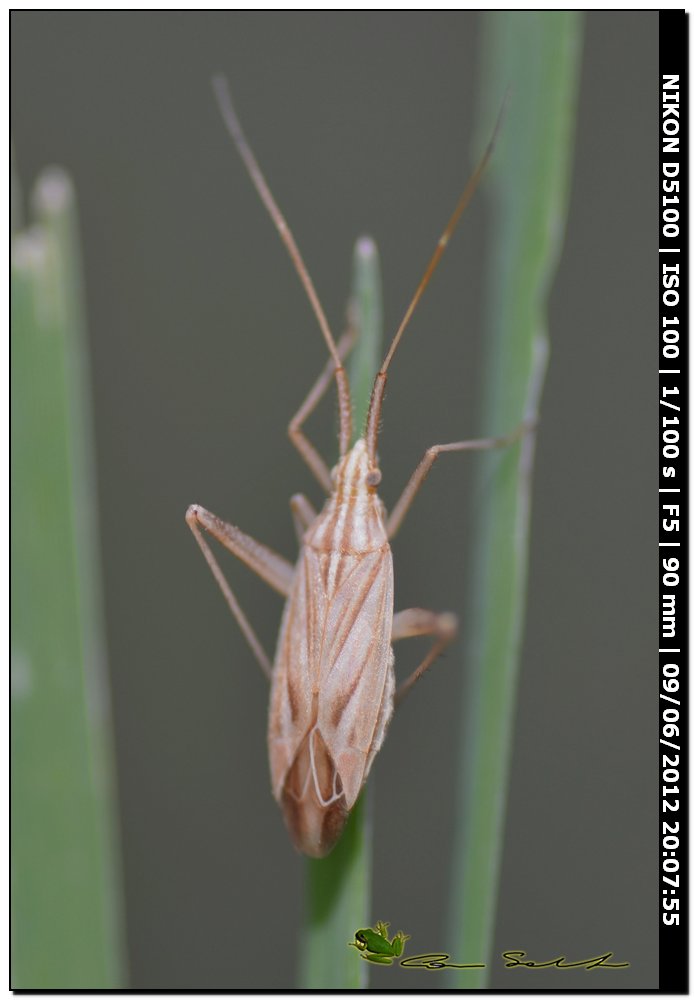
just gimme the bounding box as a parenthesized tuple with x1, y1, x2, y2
(349, 922, 411, 964)
(187, 77, 523, 857)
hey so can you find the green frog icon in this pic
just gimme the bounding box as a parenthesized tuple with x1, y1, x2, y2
(349, 921, 411, 964)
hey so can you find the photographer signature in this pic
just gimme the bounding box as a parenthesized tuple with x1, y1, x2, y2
(400, 949, 629, 971)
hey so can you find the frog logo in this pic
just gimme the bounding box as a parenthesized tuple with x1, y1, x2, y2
(349, 921, 411, 965)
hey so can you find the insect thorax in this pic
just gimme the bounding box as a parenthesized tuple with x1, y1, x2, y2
(306, 439, 387, 555)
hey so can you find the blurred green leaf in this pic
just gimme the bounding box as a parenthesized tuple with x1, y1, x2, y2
(447, 12, 583, 987)
(11, 169, 123, 987)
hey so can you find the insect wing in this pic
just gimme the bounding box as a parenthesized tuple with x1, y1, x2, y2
(268, 549, 325, 800)
(268, 544, 394, 855)
(317, 547, 394, 807)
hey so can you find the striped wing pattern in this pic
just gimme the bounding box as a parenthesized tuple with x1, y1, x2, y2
(268, 543, 394, 856)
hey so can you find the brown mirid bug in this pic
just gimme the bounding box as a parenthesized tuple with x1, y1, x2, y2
(187, 77, 523, 858)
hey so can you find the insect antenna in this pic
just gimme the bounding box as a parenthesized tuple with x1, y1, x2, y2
(365, 95, 509, 461)
(212, 75, 352, 456)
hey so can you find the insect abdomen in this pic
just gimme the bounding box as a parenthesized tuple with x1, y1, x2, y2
(269, 542, 394, 854)
(268, 439, 395, 856)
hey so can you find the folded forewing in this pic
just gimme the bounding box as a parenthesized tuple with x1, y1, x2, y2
(317, 548, 394, 807)
(268, 548, 327, 798)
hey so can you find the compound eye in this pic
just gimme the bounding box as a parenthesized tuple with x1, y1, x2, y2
(366, 469, 382, 488)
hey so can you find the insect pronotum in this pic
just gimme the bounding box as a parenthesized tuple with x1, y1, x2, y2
(187, 78, 523, 858)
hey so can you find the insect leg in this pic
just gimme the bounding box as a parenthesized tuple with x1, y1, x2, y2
(289, 326, 356, 492)
(386, 422, 532, 540)
(186, 504, 295, 679)
(289, 493, 318, 543)
(391, 608, 459, 707)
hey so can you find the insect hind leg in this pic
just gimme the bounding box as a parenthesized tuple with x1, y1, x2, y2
(391, 608, 459, 707)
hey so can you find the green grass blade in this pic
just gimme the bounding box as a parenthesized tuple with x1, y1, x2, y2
(11, 169, 124, 987)
(298, 236, 383, 989)
(299, 793, 373, 988)
(447, 13, 583, 987)
(348, 236, 383, 443)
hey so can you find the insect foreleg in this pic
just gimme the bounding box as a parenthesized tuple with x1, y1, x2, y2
(186, 504, 295, 679)
(391, 607, 459, 707)
(289, 493, 317, 542)
(288, 326, 356, 492)
(386, 421, 531, 540)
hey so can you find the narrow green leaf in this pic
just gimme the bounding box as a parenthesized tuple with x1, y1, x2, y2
(299, 793, 373, 989)
(447, 13, 583, 987)
(11, 169, 124, 987)
(298, 236, 383, 989)
(349, 236, 383, 443)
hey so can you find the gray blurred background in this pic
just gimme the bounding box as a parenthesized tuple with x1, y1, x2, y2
(12, 12, 657, 990)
